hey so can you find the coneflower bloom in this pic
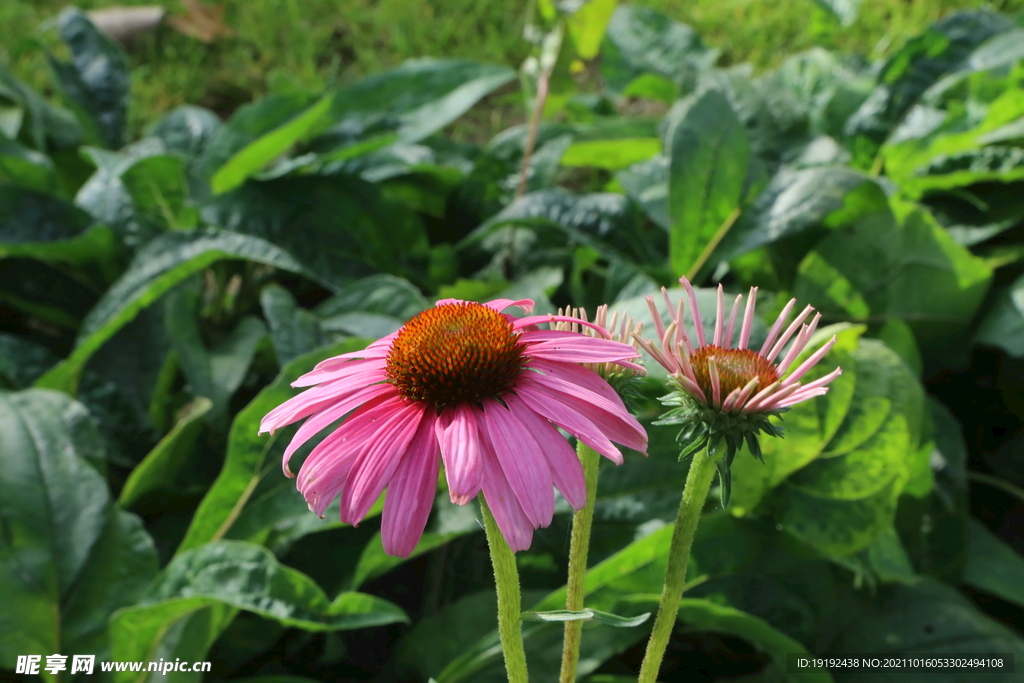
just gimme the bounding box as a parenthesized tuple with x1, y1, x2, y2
(259, 298, 648, 557)
(637, 278, 841, 492)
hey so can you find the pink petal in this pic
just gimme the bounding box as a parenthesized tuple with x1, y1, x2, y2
(479, 435, 534, 552)
(522, 337, 639, 364)
(298, 396, 411, 515)
(518, 329, 595, 344)
(708, 357, 722, 408)
(713, 285, 725, 347)
(723, 293, 742, 349)
(760, 298, 797, 356)
(680, 278, 706, 347)
(433, 298, 535, 315)
(478, 398, 554, 527)
(515, 376, 623, 463)
(511, 315, 612, 337)
(766, 304, 814, 362)
(381, 412, 440, 557)
(523, 359, 646, 450)
(645, 295, 666, 340)
(781, 334, 836, 386)
(340, 401, 427, 524)
(292, 357, 386, 388)
(739, 287, 758, 351)
(260, 367, 387, 433)
(505, 394, 586, 509)
(435, 404, 483, 504)
(282, 382, 395, 474)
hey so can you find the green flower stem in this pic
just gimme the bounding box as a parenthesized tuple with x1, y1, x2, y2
(559, 442, 602, 683)
(636, 449, 718, 683)
(480, 495, 530, 683)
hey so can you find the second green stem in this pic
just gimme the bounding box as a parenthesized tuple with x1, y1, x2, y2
(636, 449, 718, 683)
(559, 443, 602, 683)
(480, 496, 530, 683)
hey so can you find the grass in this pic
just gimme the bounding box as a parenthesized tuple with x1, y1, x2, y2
(1, 0, 1023, 138)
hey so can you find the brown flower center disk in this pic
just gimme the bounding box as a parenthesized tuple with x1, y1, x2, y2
(386, 302, 526, 407)
(690, 345, 780, 401)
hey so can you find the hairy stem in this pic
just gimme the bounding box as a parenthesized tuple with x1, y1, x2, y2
(636, 449, 718, 683)
(559, 443, 602, 683)
(480, 496, 530, 683)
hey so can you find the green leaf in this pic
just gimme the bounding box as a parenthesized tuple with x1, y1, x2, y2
(176, 338, 368, 554)
(794, 205, 992, 350)
(0, 389, 157, 679)
(974, 272, 1024, 357)
(312, 59, 515, 152)
(521, 609, 594, 622)
(845, 11, 1012, 144)
(963, 517, 1024, 609)
(46, 8, 131, 149)
(713, 167, 888, 264)
(120, 153, 197, 231)
(676, 599, 832, 683)
(0, 334, 57, 389)
(0, 185, 117, 271)
(349, 530, 468, 590)
(567, 0, 618, 60)
(601, 6, 719, 95)
(822, 578, 1024, 682)
(202, 174, 429, 288)
(561, 138, 660, 170)
(0, 133, 57, 193)
(667, 89, 749, 278)
(211, 95, 333, 194)
(589, 609, 651, 627)
(147, 105, 222, 162)
(808, 0, 861, 26)
(109, 541, 407, 683)
(315, 273, 429, 320)
(167, 301, 269, 422)
(34, 229, 310, 394)
(119, 397, 213, 509)
(261, 284, 327, 365)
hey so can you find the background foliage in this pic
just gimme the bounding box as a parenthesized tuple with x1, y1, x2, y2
(2, 1, 1024, 682)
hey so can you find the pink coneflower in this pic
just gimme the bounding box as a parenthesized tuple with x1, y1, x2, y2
(637, 278, 841, 484)
(259, 298, 648, 557)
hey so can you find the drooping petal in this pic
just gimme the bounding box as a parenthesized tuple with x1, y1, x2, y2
(478, 398, 554, 527)
(381, 411, 440, 557)
(298, 396, 411, 516)
(504, 394, 586, 509)
(523, 358, 647, 452)
(515, 376, 623, 464)
(282, 382, 395, 474)
(340, 401, 427, 524)
(435, 403, 483, 504)
(478, 434, 534, 552)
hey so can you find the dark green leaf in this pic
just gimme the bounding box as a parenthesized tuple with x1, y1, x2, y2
(350, 531, 467, 590)
(46, 8, 131, 149)
(118, 397, 213, 509)
(176, 338, 368, 553)
(261, 284, 327, 365)
(35, 228, 310, 394)
(0, 389, 157, 676)
(202, 174, 429, 288)
(845, 11, 1013, 144)
(211, 96, 333, 194)
(822, 578, 1024, 682)
(974, 272, 1024, 357)
(109, 541, 407, 682)
(667, 89, 749, 278)
(521, 609, 594, 622)
(963, 517, 1024, 609)
(601, 6, 719, 95)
